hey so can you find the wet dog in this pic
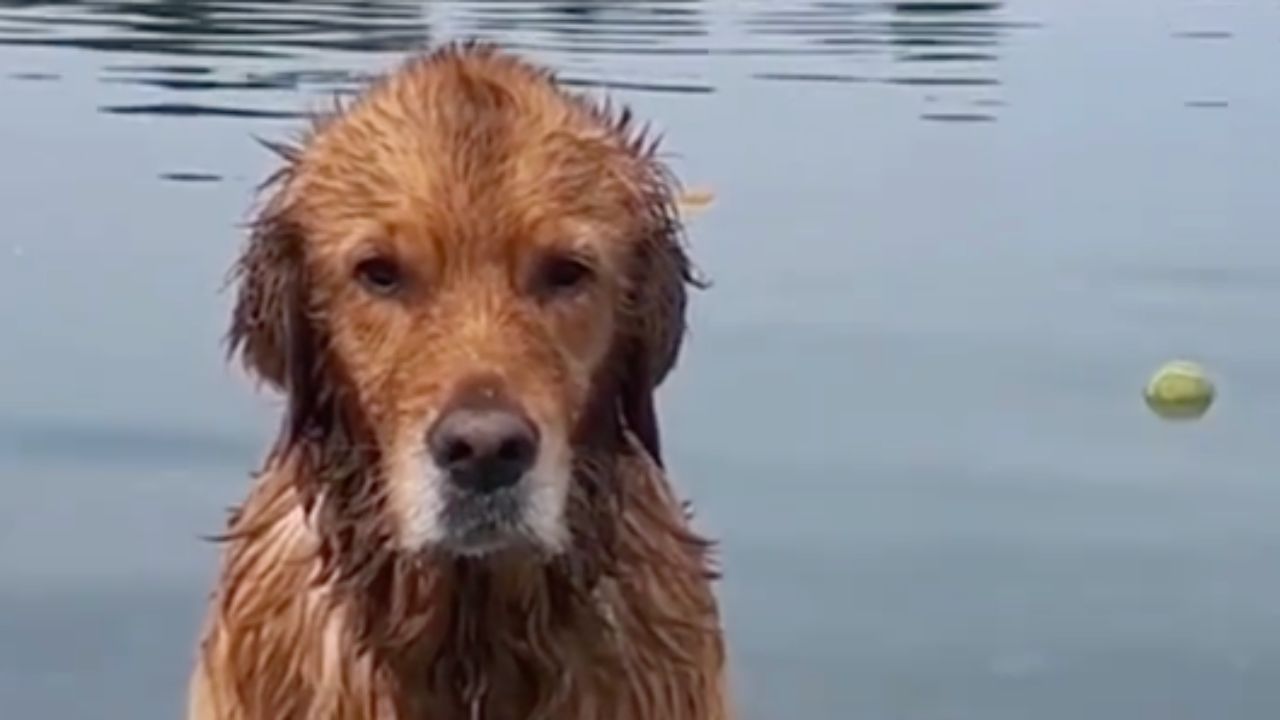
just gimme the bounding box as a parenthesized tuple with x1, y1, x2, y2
(187, 42, 732, 720)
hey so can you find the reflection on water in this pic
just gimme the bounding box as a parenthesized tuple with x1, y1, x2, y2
(0, 0, 1036, 121)
(0, 0, 434, 116)
(0, 0, 431, 56)
(745, 1, 1031, 121)
(459, 1, 708, 47)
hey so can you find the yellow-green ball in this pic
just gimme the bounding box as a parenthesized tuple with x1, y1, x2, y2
(1144, 360, 1215, 420)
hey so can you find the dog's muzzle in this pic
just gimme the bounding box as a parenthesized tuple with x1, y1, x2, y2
(425, 378, 543, 553)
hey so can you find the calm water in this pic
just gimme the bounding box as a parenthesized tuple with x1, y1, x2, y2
(2, 1, 1279, 718)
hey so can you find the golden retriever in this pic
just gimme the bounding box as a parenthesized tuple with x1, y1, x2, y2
(187, 42, 732, 720)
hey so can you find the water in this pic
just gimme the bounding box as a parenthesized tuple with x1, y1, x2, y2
(1, 1, 1279, 718)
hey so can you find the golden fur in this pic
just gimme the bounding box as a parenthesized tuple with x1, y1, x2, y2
(187, 43, 732, 720)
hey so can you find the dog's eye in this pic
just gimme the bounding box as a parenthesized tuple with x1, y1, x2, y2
(535, 255, 594, 297)
(353, 256, 403, 296)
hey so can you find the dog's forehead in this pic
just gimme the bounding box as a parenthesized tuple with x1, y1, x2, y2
(292, 118, 646, 264)
(290, 152, 639, 266)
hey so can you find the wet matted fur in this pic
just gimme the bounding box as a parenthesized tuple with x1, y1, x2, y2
(187, 43, 732, 720)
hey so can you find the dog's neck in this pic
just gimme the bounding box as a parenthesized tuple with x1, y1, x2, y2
(369, 551, 620, 719)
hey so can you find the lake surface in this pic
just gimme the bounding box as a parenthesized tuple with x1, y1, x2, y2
(2, 1, 1279, 718)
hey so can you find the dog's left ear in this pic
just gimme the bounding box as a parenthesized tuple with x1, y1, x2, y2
(618, 189, 700, 469)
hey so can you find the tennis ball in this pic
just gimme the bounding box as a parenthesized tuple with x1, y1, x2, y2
(1144, 360, 1215, 420)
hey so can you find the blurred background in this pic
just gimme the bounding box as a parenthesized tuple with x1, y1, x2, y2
(1, 1, 1278, 718)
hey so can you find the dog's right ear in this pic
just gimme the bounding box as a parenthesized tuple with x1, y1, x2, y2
(226, 173, 319, 436)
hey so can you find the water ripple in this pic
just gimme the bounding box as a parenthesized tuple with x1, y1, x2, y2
(0, 0, 1038, 123)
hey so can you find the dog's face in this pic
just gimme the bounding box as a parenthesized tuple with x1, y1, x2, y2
(228, 48, 696, 559)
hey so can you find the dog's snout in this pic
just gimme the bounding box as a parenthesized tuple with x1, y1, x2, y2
(428, 401, 539, 494)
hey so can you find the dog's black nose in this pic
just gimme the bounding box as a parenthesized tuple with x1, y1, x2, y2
(428, 406, 539, 493)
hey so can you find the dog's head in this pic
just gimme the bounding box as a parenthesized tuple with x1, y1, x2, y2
(227, 45, 699, 559)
